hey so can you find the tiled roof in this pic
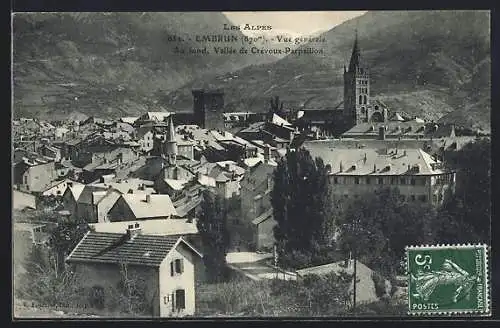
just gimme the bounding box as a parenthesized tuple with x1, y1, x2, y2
(174, 196, 203, 218)
(198, 174, 216, 188)
(120, 117, 139, 125)
(271, 114, 292, 127)
(342, 122, 455, 139)
(77, 185, 109, 204)
(304, 144, 447, 176)
(66, 233, 195, 266)
(251, 208, 274, 225)
(90, 218, 198, 236)
(164, 178, 188, 191)
(92, 178, 155, 195)
(121, 194, 177, 218)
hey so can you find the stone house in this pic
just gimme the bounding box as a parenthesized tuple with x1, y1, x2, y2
(66, 227, 203, 317)
(13, 159, 56, 194)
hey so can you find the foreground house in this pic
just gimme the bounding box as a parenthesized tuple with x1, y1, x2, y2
(66, 226, 203, 317)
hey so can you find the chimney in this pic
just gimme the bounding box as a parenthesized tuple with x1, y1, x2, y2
(126, 223, 141, 240)
(373, 164, 377, 172)
(225, 163, 231, 171)
(340, 161, 344, 172)
(379, 126, 386, 140)
(146, 194, 151, 203)
(363, 153, 367, 163)
(403, 150, 407, 156)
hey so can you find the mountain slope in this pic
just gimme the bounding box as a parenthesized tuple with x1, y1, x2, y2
(164, 10, 490, 131)
(13, 12, 277, 120)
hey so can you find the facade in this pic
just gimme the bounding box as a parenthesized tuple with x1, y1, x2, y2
(14, 160, 56, 194)
(236, 158, 276, 250)
(192, 89, 225, 130)
(66, 230, 203, 317)
(251, 209, 277, 251)
(304, 143, 456, 206)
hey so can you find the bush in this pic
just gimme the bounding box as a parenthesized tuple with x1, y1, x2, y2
(196, 279, 272, 316)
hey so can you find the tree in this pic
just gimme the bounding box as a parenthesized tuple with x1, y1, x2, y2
(269, 95, 284, 116)
(48, 215, 92, 274)
(197, 190, 230, 283)
(18, 244, 82, 307)
(271, 148, 333, 269)
(338, 188, 437, 277)
(439, 138, 491, 242)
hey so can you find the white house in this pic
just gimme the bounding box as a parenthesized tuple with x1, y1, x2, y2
(66, 226, 204, 317)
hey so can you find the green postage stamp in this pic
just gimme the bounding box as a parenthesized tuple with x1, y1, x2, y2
(406, 244, 490, 316)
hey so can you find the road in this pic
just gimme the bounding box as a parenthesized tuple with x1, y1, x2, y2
(226, 252, 297, 281)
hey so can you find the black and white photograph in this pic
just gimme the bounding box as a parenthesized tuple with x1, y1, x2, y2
(11, 10, 491, 319)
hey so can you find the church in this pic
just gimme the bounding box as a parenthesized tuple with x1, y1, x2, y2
(296, 31, 391, 137)
(342, 31, 389, 127)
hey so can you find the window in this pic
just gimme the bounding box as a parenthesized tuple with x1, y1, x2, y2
(175, 289, 186, 310)
(354, 177, 360, 185)
(400, 178, 406, 185)
(433, 194, 438, 203)
(23, 175, 28, 185)
(390, 177, 397, 185)
(377, 177, 383, 185)
(363, 95, 367, 105)
(359, 95, 363, 105)
(171, 259, 184, 276)
(90, 286, 105, 309)
(410, 195, 416, 201)
(366, 177, 371, 184)
(410, 178, 416, 186)
(333, 177, 338, 184)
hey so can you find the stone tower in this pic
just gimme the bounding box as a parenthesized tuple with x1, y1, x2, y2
(165, 116, 177, 166)
(192, 89, 225, 130)
(343, 30, 370, 128)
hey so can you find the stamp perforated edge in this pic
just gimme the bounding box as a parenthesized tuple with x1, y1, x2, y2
(404, 243, 490, 316)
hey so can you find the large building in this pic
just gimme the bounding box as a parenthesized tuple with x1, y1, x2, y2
(304, 142, 456, 206)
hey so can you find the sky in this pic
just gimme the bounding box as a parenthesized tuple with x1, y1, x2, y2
(223, 11, 366, 35)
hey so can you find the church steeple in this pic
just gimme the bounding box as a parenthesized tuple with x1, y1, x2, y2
(165, 115, 177, 166)
(348, 29, 361, 72)
(343, 28, 371, 129)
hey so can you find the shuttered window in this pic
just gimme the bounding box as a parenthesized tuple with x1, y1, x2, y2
(175, 259, 184, 274)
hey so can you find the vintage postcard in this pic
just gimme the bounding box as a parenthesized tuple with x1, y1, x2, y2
(11, 11, 491, 319)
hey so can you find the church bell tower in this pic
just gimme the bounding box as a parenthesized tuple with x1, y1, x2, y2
(343, 30, 370, 128)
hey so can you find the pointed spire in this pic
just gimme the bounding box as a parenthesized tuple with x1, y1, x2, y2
(348, 28, 361, 73)
(167, 115, 176, 142)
